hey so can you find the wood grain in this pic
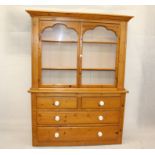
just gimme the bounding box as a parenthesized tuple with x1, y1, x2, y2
(37, 96, 77, 109)
(37, 110, 120, 125)
(31, 17, 39, 87)
(37, 126, 120, 143)
(117, 22, 128, 89)
(26, 9, 133, 21)
(82, 96, 121, 109)
(27, 10, 132, 146)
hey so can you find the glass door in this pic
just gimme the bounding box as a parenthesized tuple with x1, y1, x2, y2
(81, 24, 118, 87)
(40, 23, 79, 87)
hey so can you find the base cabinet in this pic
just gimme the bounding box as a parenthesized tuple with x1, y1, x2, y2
(31, 92, 125, 146)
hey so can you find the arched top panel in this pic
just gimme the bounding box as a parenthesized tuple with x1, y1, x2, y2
(41, 24, 78, 41)
(83, 26, 117, 42)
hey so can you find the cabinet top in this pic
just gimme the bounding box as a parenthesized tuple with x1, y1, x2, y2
(26, 9, 133, 22)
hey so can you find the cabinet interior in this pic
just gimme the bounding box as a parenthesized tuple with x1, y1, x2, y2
(40, 23, 118, 87)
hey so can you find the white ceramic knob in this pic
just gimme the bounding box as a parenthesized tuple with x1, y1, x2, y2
(98, 115, 104, 121)
(54, 101, 60, 106)
(55, 115, 60, 121)
(98, 131, 103, 137)
(99, 101, 104, 106)
(54, 132, 60, 138)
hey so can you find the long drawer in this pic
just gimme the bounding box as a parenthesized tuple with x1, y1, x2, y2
(82, 96, 121, 109)
(37, 111, 120, 125)
(37, 126, 120, 143)
(37, 96, 77, 109)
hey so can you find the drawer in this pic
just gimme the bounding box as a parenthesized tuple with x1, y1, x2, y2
(37, 126, 120, 143)
(37, 111, 120, 125)
(82, 96, 121, 109)
(37, 96, 77, 109)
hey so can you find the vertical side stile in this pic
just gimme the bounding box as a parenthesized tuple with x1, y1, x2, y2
(32, 17, 39, 88)
(117, 22, 128, 90)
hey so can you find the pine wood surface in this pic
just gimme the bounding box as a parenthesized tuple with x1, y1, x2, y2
(27, 9, 133, 146)
(37, 110, 120, 125)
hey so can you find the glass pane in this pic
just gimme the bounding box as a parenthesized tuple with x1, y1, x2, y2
(82, 26, 117, 85)
(83, 26, 117, 42)
(42, 70, 76, 85)
(41, 24, 78, 85)
(83, 43, 116, 68)
(42, 25, 77, 41)
(42, 42, 77, 68)
(82, 71, 115, 85)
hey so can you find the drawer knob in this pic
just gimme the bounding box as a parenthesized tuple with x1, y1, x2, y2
(99, 101, 104, 106)
(54, 115, 60, 121)
(98, 131, 103, 137)
(54, 132, 60, 138)
(98, 115, 104, 121)
(54, 101, 60, 106)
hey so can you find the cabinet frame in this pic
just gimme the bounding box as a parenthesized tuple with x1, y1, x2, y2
(37, 20, 122, 88)
(39, 21, 80, 88)
(27, 10, 133, 146)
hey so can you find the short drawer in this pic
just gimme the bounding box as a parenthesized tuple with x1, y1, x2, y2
(37, 111, 120, 125)
(82, 96, 121, 109)
(37, 96, 77, 109)
(37, 126, 120, 143)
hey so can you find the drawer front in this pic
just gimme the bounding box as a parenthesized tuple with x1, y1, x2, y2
(82, 96, 121, 109)
(37, 111, 120, 125)
(37, 96, 77, 109)
(37, 126, 119, 143)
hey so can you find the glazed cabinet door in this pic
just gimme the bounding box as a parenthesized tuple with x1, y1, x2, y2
(81, 23, 119, 87)
(38, 21, 120, 88)
(39, 21, 80, 87)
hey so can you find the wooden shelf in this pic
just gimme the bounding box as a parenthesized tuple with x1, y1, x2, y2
(83, 41, 117, 44)
(82, 68, 115, 71)
(42, 67, 115, 71)
(41, 40, 77, 43)
(41, 40, 117, 44)
(42, 67, 77, 70)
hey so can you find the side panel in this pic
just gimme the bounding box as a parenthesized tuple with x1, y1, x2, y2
(31, 93, 37, 146)
(31, 17, 39, 88)
(117, 22, 128, 89)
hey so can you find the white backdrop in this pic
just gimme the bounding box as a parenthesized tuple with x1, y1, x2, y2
(0, 5, 155, 148)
